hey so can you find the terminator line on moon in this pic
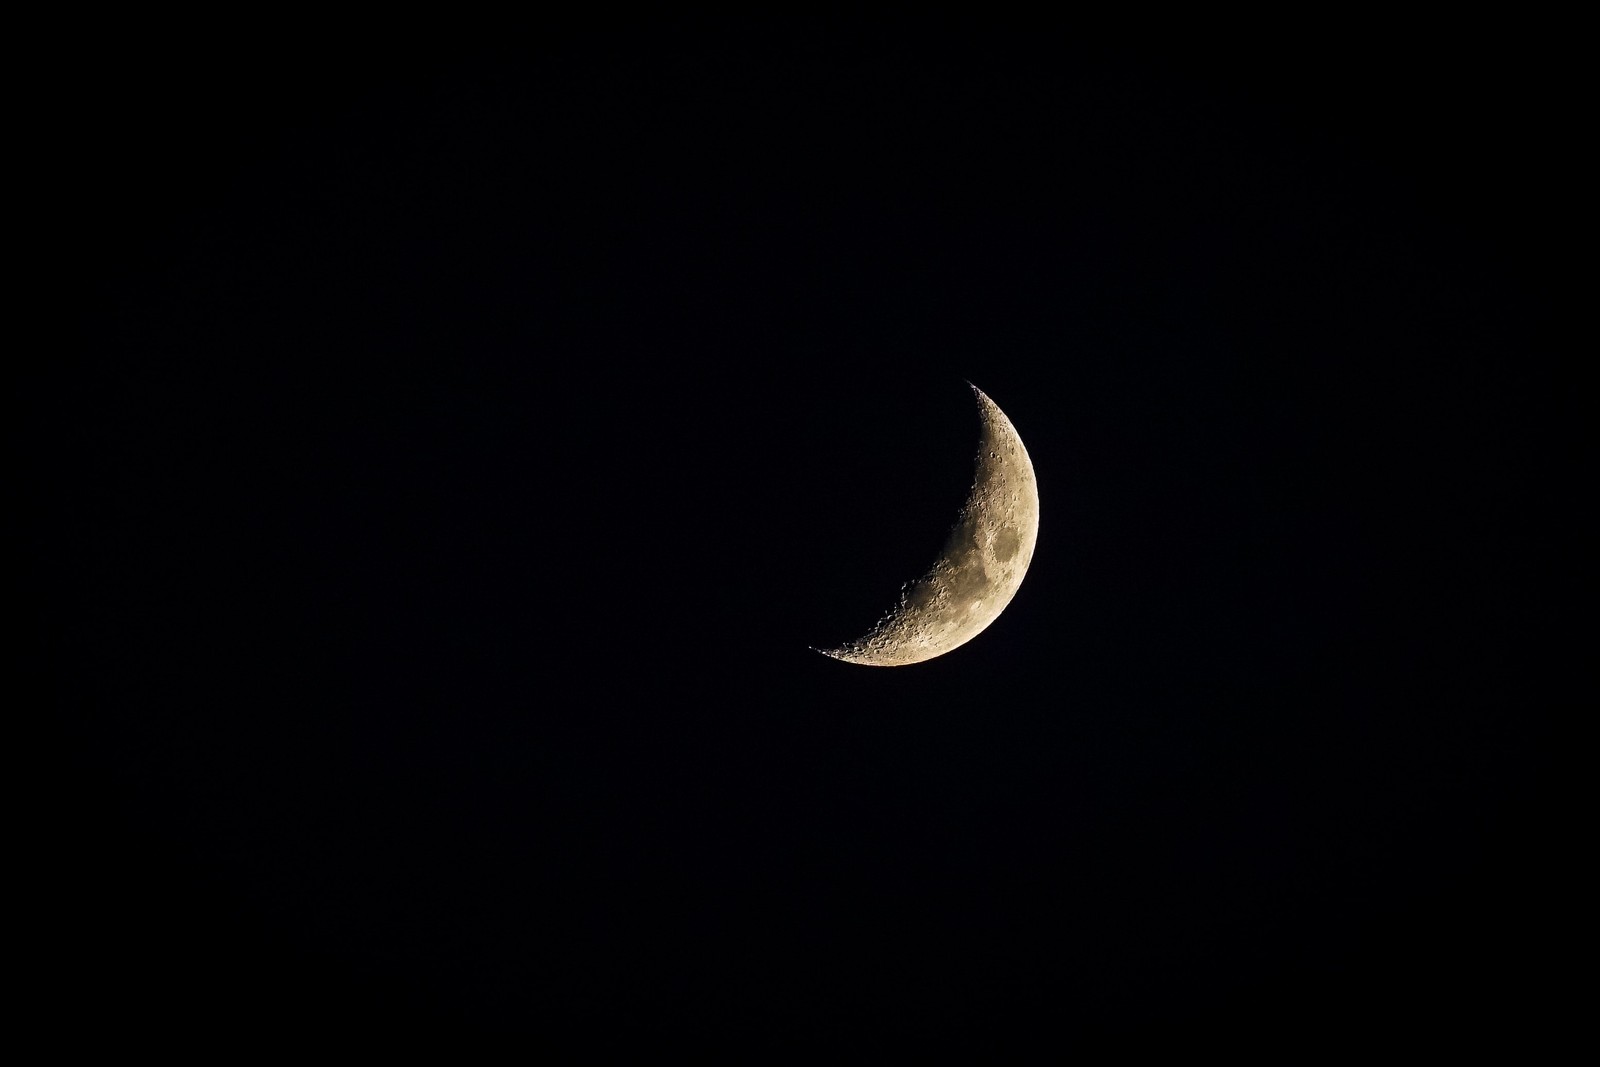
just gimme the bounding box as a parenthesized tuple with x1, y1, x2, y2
(819, 384, 1040, 666)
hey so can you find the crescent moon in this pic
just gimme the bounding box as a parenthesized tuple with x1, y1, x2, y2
(818, 383, 1040, 666)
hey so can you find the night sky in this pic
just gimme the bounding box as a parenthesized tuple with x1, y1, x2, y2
(38, 21, 1567, 1049)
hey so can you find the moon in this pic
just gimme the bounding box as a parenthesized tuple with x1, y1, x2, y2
(819, 383, 1040, 666)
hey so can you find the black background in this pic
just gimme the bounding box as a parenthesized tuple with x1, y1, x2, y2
(36, 19, 1570, 1050)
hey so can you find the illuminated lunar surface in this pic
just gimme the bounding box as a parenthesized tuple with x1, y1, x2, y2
(819, 384, 1039, 666)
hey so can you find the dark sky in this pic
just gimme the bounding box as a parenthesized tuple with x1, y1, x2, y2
(38, 21, 1568, 1050)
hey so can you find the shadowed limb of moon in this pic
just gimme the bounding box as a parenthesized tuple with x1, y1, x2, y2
(816, 383, 1040, 666)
